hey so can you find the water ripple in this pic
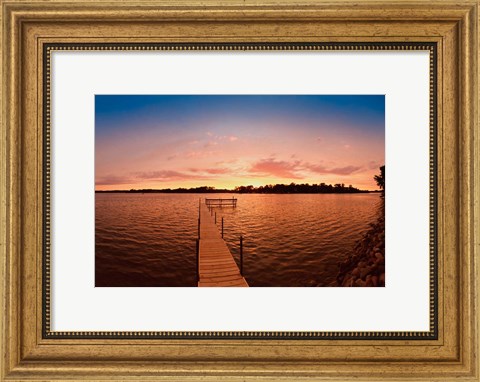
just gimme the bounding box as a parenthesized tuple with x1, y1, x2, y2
(95, 193, 382, 287)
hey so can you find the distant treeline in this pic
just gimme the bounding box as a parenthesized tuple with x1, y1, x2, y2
(234, 183, 370, 194)
(96, 186, 230, 194)
(96, 183, 377, 194)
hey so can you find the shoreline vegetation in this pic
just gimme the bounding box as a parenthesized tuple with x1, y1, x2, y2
(96, 183, 379, 194)
(335, 206, 385, 287)
(335, 165, 385, 287)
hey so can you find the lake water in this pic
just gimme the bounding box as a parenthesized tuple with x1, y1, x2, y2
(95, 193, 382, 287)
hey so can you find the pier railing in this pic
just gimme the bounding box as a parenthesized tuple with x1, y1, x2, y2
(205, 197, 237, 208)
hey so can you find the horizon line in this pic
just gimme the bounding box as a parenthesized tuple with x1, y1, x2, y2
(95, 183, 381, 193)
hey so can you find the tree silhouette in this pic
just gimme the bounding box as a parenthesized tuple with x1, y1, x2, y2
(374, 165, 385, 190)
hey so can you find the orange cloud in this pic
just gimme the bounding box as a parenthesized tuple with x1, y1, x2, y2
(188, 168, 229, 175)
(249, 158, 303, 179)
(249, 158, 363, 179)
(96, 175, 134, 186)
(304, 163, 362, 176)
(133, 170, 195, 181)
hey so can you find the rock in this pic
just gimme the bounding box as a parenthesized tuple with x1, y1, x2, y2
(355, 279, 366, 287)
(359, 267, 372, 280)
(335, 202, 385, 287)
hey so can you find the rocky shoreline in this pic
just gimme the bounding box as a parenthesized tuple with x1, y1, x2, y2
(336, 205, 385, 287)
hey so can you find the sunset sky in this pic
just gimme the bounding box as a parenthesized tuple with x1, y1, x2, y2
(95, 95, 384, 191)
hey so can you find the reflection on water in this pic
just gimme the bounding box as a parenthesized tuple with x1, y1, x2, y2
(95, 193, 381, 287)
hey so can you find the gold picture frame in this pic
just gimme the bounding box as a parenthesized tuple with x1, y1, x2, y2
(1, 0, 478, 380)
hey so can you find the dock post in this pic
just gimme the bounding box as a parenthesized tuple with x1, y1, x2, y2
(240, 235, 243, 276)
(196, 238, 200, 283)
(215, 212, 217, 224)
(221, 217, 224, 238)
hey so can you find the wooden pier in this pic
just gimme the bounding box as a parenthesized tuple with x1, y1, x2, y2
(197, 201, 248, 287)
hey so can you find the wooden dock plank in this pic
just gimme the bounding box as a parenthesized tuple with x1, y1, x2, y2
(198, 278, 248, 287)
(197, 202, 248, 287)
(200, 267, 237, 272)
(200, 275, 246, 282)
(200, 270, 240, 277)
(200, 267, 239, 275)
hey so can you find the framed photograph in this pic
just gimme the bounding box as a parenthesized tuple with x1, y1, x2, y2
(94, 94, 386, 289)
(1, 0, 478, 380)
